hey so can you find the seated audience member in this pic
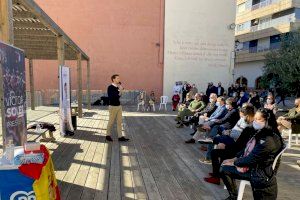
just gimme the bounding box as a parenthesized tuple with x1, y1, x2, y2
(185, 96, 227, 143)
(172, 92, 180, 111)
(220, 108, 284, 200)
(175, 93, 205, 128)
(147, 91, 156, 111)
(178, 93, 194, 111)
(237, 91, 249, 108)
(277, 97, 300, 132)
(198, 98, 240, 163)
(187, 93, 218, 134)
(248, 91, 261, 109)
(203, 104, 255, 184)
(264, 94, 277, 114)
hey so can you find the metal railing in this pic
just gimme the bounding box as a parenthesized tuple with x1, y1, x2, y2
(238, 42, 281, 54)
(25, 90, 143, 107)
(236, 14, 295, 33)
(252, 0, 280, 11)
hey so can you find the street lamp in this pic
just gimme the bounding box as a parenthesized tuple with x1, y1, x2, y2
(232, 40, 240, 83)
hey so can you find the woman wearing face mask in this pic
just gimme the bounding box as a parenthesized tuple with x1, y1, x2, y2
(204, 104, 255, 185)
(264, 95, 277, 114)
(220, 108, 284, 200)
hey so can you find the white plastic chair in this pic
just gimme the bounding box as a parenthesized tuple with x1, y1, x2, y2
(159, 96, 168, 111)
(137, 100, 145, 111)
(236, 146, 288, 200)
(282, 129, 299, 148)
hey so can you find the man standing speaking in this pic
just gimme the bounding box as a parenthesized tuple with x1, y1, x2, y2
(106, 74, 130, 142)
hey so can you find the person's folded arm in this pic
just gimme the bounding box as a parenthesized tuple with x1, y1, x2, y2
(234, 136, 273, 167)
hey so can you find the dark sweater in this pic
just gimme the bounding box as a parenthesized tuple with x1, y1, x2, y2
(107, 84, 121, 106)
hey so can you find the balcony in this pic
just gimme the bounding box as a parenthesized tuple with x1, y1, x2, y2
(236, 43, 280, 63)
(236, 21, 300, 42)
(251, 0, 280, 11)
(236, 0, 298, 24)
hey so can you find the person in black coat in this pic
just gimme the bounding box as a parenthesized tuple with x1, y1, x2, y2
(248, 91, 261, 109)
(216, 82, 225, 97)
(220, 108, 284, 200)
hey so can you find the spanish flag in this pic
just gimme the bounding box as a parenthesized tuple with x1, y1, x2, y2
(19, 145, 61, 200)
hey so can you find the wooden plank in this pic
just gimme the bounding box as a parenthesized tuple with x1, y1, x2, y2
(0, 0, 14, 44)
(77, 53, 83, 118)
(81, 113, 105, 200)
(87, 60, 91, 110)
(93, 111, 112, 200)
(29, 59, 35, 110)
(125, 117, 162, 200)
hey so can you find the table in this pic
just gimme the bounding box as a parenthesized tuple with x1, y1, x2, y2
(0, 145, 60, 200)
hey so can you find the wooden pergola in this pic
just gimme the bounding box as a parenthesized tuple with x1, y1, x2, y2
(0, 0, 91, 117)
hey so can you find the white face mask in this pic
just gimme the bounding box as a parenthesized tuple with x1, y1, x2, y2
(225, 105, 230, 110)
(267, 99, 272, 104)
(253, 120, 265, 130)
(216, 102, 220, 107)
(209, 98, 213, 103)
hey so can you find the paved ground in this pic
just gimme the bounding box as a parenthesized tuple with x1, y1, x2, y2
(0, 106, 299, 199)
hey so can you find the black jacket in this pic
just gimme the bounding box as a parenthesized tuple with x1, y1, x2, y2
(234, 128, 284, 172)
(225, 127, 255, 154)
(249, 95, 261, 109)
(213, 108, 240, 130)
(107, 85, 121, 106)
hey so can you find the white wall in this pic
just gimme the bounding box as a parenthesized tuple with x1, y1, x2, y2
(164, 0, 236, 98)
(235, 60, 265, 88)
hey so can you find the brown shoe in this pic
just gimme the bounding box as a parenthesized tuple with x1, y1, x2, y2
(106, 136, 113, 142)
(200, 146, 207, 151)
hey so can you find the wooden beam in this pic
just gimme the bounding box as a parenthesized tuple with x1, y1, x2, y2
(57, 36, 65, 66)
(29, 59, 35, 110)
(87, 60, 91, 110)
(77, 53, 83, 118)
(0, 0, 14, 44)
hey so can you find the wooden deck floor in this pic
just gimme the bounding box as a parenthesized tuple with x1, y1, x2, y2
(1, 106, 300, 200)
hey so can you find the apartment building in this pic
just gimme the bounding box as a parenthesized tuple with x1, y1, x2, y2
(234, 0, 300, 88)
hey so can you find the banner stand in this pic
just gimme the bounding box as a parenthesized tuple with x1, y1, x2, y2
(0, 41, 27, 149)
(59, 65, 74, 136)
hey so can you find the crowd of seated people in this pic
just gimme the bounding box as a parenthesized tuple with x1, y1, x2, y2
(172, 82, 300, 200)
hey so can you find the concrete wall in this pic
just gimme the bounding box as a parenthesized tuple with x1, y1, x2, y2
(28, 0, 165, 96)
(163, 0, 236, 98)
(235, 60, 265, 88)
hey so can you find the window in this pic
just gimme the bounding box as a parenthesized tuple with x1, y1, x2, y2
(237, 3, 246, 13)
(249, 40, 258, 53)
(270, 35, 281, 49)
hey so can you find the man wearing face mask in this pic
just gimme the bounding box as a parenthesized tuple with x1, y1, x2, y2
(185, 96, 227, 143)
(220, 108, 284, 200)
(237, 91, 249, 108)
(186, 93, 218, 135)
